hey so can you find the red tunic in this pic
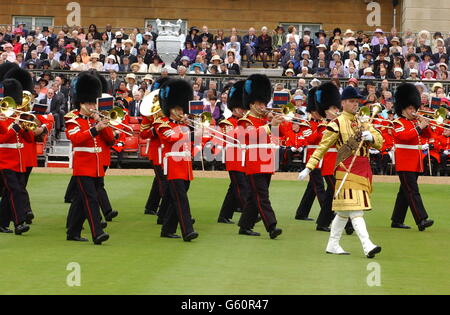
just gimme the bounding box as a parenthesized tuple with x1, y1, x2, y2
(0, 119, 35, 173)
(141, 116, 164, 165)
(218, 116, 246, 172)
(392, 117, 432, 172)
(157, 118, 193, 181)
(66, 115, 115, 177)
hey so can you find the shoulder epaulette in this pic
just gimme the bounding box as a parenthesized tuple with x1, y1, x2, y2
(65, 118, 80, 127)
(157, 121, 172, 131)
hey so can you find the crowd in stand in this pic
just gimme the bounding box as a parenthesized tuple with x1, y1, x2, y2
(0, 23, 449, 175)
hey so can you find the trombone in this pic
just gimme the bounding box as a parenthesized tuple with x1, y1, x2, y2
(415, 108, 450, 130)
(90, 107, 134, 136)
(0, 96, 39, 128)
(265, 104, 309, 126)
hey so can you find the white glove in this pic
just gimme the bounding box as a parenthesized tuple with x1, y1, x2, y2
(421, 143, 429, 151)
(117, 143, 124, 147)
(297, 168, 311, 181)
(361, 130, 374, 142)
(290, 147, 297, 152)
(444, 150, 449, 155)
(297, 147, 304, 153)
(369, 149, 380, 155)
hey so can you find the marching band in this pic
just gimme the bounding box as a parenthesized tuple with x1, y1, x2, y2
(0, 65, 449, 258)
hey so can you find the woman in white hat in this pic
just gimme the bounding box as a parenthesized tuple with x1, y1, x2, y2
(361, 67, 376, 79)
(423, 68, 436, 81)
(393, 67, 404, 80)
(342, 29, 355, 46)
(125, 73, 139, 95)
(344, 50, 359, 70)
(103, 54, 119, 72)
(87, 52, 103, 71)
(406, 68, 420, 80)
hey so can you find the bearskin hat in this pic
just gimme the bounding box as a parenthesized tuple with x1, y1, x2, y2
(3, 67, 33, 92)
(74, 72, 102, 107)
(394, 83, 421, 114)
(306, 87, 318, 113)
(2, 79, 24, 105)
(151, 76, 171, 92)
(227, 80, 245, 111)
(159, 79, 193, 117)
(87, 70, 108, 94)
(0, 63, 19, 82)
(315, 82, 342, 118)
(242, 74, 272, 109)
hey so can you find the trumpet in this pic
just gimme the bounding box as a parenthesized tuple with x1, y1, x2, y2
(0, 96, 39, 127)
(414, 108, 450, 130)
(90, 107, 134, 136)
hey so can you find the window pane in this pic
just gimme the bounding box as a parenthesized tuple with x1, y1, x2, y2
(13, 16, 32, 29)
(35, 17, 53, 29)
(300, 24, 322, 37)
(145, 19, 188, 35)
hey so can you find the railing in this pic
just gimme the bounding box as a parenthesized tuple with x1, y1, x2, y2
(29, 70, 450, 93)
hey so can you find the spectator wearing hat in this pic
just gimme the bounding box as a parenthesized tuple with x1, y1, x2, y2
(256, 27, 272, 69)
(87, 53, 103, 71)
(406, 68, 420, 80)
(272, 25, 286, 68)
(314, 29, 327, 46)
(3, 43, 16, 62)
(242, 27, 258, 67)
(419, 52, 434, 75)
(344, 50, 359, 69)
(103, 55, 119, 72)
(389, 37, 402, 56)
(342, 29, 355, 46)
(26, 50, 42, 69)
(125, 73, 139, 95)
(436, 63, 449, 80)
(142, 32, 155, 51)
(187, 26, 201, 46)
(422, 68, 436, 81)
(300, 50, 313, 69)
(361, 67, 376, 80)
(393, 67, 404, 80)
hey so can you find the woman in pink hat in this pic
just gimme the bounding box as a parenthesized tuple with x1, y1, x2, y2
(3, 42, 16, 62)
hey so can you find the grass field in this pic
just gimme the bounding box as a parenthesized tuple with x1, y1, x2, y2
(0, 173, 449, 295)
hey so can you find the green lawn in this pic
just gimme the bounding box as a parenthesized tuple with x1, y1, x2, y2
(0, 174, 449, 295)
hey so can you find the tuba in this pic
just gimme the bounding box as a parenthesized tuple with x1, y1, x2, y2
(140, 89, 163, 119)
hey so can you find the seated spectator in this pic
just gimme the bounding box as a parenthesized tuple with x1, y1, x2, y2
(406, 68, 420, 80)
(15, 53, 26, 68)
(128, 90, 144, 117)
(214, 29, 225, 42)
(203, 90, 221, 121)
(225, 53, 240, 75)
(136, 55, 149, 72)
(120, 56, 131, 72)
(214, 41, 226, 61)
(281, 47, 300, 69)
(297, 66, 312, 78)
(344, 51, 359, 69)
(423, 68, 436, 81)
(242, 27, 258, 68)
(39, 88, 66, 138)
(393, 67, 404, 80)
(272, 25, 286, 68)
(256, 26, 272, 69)
(177, 65, 188, 79)
(285, 69, 295, 77)
(3, 42, 16, 62)
(148, 55, 163, 73)
(182, 40, 198, 63)
(361, 67, 376, 79)
(286, 25, 300, 44)
(300, 50, 313, 68)
(130, 62, 141, 73)
(103, 54, 119, 72)
(389, 37, 402, 55)
(87, 53, 103, 71)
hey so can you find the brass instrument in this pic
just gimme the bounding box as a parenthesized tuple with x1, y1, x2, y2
(0, 96, 39, 128)
(415, 107, 450, 130)
(140, 89, 164, 119)
(264, 104, 309, 126)
(90, 107, 134, 136)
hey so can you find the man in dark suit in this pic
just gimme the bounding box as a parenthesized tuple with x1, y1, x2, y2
(372, 37, 389, 57)
(128, 91, 144, 117)
(105, 24, 114, 42)
(39, 88, 66, 138)
(432, 46, 449, 64)
(119, 56, 131, 72)
(27, 50, 43, 69)
(41, 27, 55, 49)
(200, 26, 214, 44)
(107, 70, 121, 96)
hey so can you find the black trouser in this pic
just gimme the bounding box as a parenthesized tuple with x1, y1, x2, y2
(162, 179, 194, 237)
(239, 173, 277, 232)
(21, 167, 33, 215)
(316, 175, 336, 227)
(218, 171, 249, 220)
(370, 153, 382, 175)
(145, 165, 170, 220)
(0, 170, 28, 227)
(392, 171, 429, 225)
(67, 176, 105, 239)
(64, 176, 77, 202)
(97, 166, 113, 217)
(440, 153, 449, 176)
(381, 153, 394, 175)
(295, 169, 326, 218)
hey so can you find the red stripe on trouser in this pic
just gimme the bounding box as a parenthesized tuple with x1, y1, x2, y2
(401, 173, 421, 221)
(1, 171, 19, 225)
(249, 175, 269, 227)
(77, 177, 97, 238)
(171, 181, 186, 235)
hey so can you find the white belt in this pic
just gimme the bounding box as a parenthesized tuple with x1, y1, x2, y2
(246, 144, 279, 149)
(306, 145, 319, 149)
(0, 143, 24, 149)
(223, 145, 247, 167)
(73, 147, 102, 153)
(225, 144, 246, 149)
(395, 144, 421, 150)
(328, 148, 338, 153)
(163, 151, 191, 175)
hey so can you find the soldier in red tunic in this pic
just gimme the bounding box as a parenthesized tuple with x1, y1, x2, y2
(156, 79, 198, 242)
(0, 79, 34, 235)
(391, 83, 434, 231)
(439, 128, 450, 176)
(65, 72, 115, 244)
(237, 74, 284, 239)
(217, 80, 249, 224)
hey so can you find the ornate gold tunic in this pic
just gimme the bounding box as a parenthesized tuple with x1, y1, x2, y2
(306, 111, 383, 211)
